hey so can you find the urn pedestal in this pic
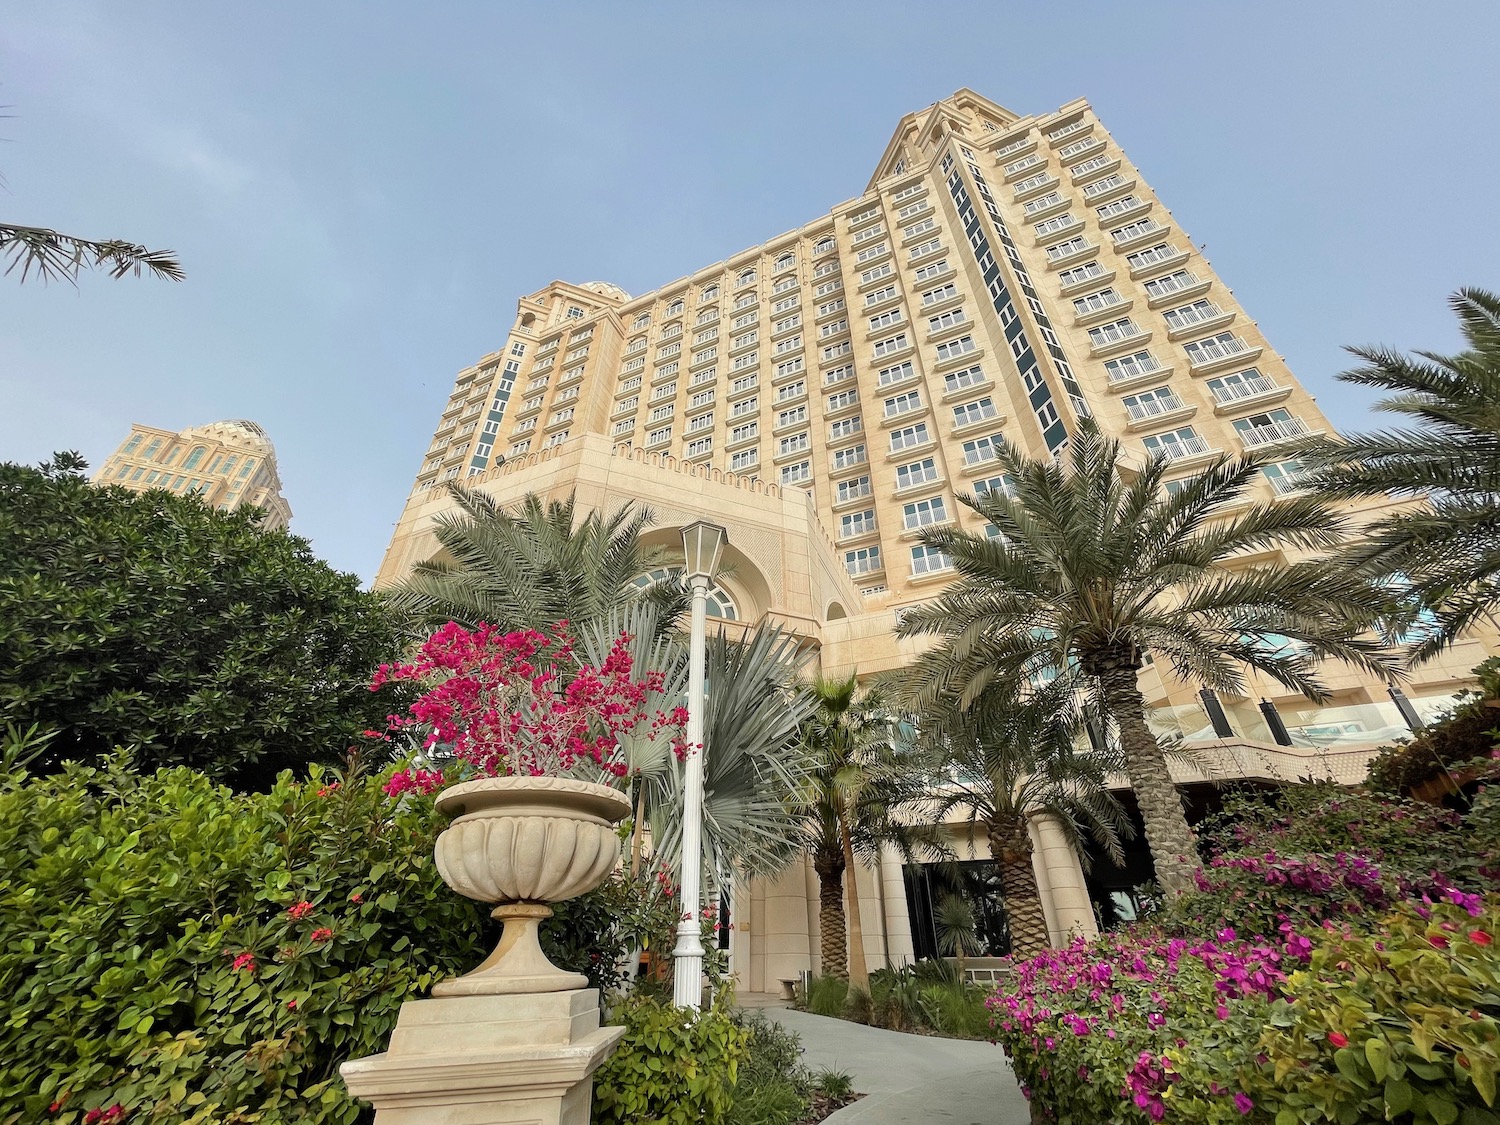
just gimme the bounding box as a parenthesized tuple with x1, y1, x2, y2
(341, 777, 632, 1125)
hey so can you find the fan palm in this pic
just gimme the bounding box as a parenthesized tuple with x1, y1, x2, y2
(794, 674, 933, 989)
(894, 419, 1397, 895)
(910, 689, 1130, 957)
(390, 486, 687, 637)
(1299, 287, 1500, 659)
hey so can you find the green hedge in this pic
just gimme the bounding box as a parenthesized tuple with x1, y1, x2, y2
(0, 757, 489, 1124)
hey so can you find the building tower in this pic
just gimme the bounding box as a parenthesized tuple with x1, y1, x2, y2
(93, 418, 293, 531)
(376, 90, 1494, 985)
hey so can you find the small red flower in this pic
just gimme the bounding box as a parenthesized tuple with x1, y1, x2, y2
(287, 901, 314, 920)
(286, 999, 298, 1010)
(1470, 930, 1493, 946)
(230, 951, 257, 973)
(310, 928, 334, 943)
(349, 892, 363, 904)
(1327, 1032, 1349, 1048)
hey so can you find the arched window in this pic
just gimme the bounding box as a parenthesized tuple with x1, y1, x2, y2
(182, 446, 207, 470)
(633, 313, 651, 329)
(737, 268, 756, 287)
(631, 566, 739, 620)
(774, 252, 794, 272)
(814, 237, 834, 255)
(699, 284, 719, 301)
(667, 299, 685, 316)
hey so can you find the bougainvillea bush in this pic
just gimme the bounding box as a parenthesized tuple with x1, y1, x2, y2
(993, 902, 1500, 1124)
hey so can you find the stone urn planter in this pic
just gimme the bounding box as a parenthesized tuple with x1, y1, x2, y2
(431, 775, 632, 997)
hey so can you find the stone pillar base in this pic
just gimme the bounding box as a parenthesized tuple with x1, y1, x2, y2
(341, 988, 624, 1125)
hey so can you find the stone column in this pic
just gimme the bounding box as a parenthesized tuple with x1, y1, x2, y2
(340, 987, 624, 1125)
(1031, 813, 1099, 945)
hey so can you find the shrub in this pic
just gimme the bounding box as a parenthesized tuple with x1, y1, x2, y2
(1366, 658, 1500, 798)
(0, 756, 490, 1124)
(591, 991, 748, 1125)
(725, 1013, 812, 1125)
(803, 975, 849, 1018)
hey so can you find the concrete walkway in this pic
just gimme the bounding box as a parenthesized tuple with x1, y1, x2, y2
(751, 1004, 1033, 1125)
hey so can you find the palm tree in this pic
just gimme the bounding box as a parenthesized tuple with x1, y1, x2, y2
(2, 223, 183, 284)
(911, 691, 1129, 958)
(1299, 287, 1500, 660)
(794, 673, 932, 989)
(391, 486, 687, 636)
(895, 420, 1397, 896)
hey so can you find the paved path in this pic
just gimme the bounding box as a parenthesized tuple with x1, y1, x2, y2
(754, 1006, 1032, 1125)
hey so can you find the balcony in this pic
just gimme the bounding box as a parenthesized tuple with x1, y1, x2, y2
(994, 134, 1037, 160)
(1058, 263, 1115, 296)
(1013, 174, 1060, 202)
(1032, 216, 1084, 247)
(1046, 119, 1093, 147)
(1145, 433, 1220, 468)
(1022, 193, 1072, 221)
(1128, 248, 1191, 280)
(1236, 416, 1315, 450)
(1110, 220, 1169, 252)
(880, 402, 929, 429)
(1145, 274, 1212, 308)
(951, 408, 1006, 437)
(1002, 154, 1046, 182)
(1056, 136, 1105, 163)
(1069, 157, 1121, 185)
(1187, 338, 1263, 376)
(1124, 396, 1195, 432)
(1210, 376, 1291, 413)
(1072, 295, 1133, 327)
(1043, 240, 1100, 271)
(1165, 306, 1235, 341)
(1081, 175, 1136, 204)
(1089, 326, 1153, 359)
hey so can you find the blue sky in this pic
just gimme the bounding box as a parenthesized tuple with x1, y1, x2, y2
(4, 2, 1498, 583)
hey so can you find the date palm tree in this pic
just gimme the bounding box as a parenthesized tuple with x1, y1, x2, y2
(910, 689, 1129, 958)
(1299, 287, 1500, 659)
(794, 673, 933, 988)
(2, 222, 182, 284)
(895, 420, 1397, 896)
(391, 486, 687, 637)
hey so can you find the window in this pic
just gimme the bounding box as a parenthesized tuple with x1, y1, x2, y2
(121, 435, 143, 455)
(1232, 409, 1306, 446)
(855, 242, 889, 263)
(1082, 173, 1125, 199)
(866, 285, 898, 307)
(550, 407, 575, 426)
(733, 448, 761, 472)
(776, 357, 805, 379)
(815, 278, 843, 296)
(973, 474, 1017, 499)
(777, 405, 808, 429)
(774, 335, 802, 354)
(647, 426, 672, 446)
(1143, 270, 1199, 299)
(732, 311, 757, 330)
(1088, 318, 1143, 347)
(688, 388, 715, 410)
(665, 299, 685, 317)
(1073, 288, 1123, 315)
(1070, 154, 1112, 178)
(837, 475, 872, 503)
(962, 435, 1002, 464)
(935, 335, 977, 362)
(735, 292, 757, 310)
(700, 283, 719, 301)
(686, 436, 712, 457)
(1207, 368, 1278, 404)
(1262, 459, 1310, 495)
(847, 205, 880, 226)
(845, 546, 882, 576)
(779, 432, 810, 457)
(833, 444, 867, 470)
(903, 496, 948, 529)
(908, 237, 943, 260)
(731, 421, 759, 443)
(773, 275, 798, 294)
(910, 544, 953, 575)
(182, 447, 206, 470)
(777, 380, 807, 402)
(869, 308, 904, 331)
(509, 440, 532, 456)
(545, 429, 570, 448)
(873, 333, 909, 358)
(890, 423, 930, 452)
(824, 364, 854, 386)
(942, 365, 985, 395)
(852, 224, 885, 245)
(649, 405, 674, 423)
(921, 283, 958, 306)
(814, 236, 835, 254)
(884, 390, 923, 418)
(731, 373, 758, 396)
(903, 217, 937, 239)
(658, 342, 681, 359)
(738, 268, 756, 286)
(829, 416, 862, 440)
(1111, 218, 1164, 244)
(1022, 190, 1065, 215)
(1121, 387, 1185, 421)
(780, 459, 810, 483)
(1095, 194, 1144, 220)
(774, 252, 794, 272)
(1142, 426, 1209, 461)
(1012, 171, 1051, 194)
(1058, 261, 1107, 288)
(896, 201, 930, 221)
(1004, 154, 1042, 175)
(827, 388, 859, 412)
(1183, 332, 1249, 366)
(620, 374, 643, 392)
(695, 327, 719, 345)
(859, 263, 894, 286)
(612, 418, 635, 437)
(840, 509, 877, 538)
(1033, 213, 1079, 237)
(1162, 300, 1222, 331)
(1125, 243, 1181, 271)
(822, 340, 852, 361)
(818, 298, 847, 317)
(914, 258, 951, 282)
(953, 397, 998, 428)
(732, 351, 759, 370)
(688, 412, 714, 433)
(514, 417, 537, 434)
(772, 305, 800, 325)
(1103, 350, 1160, 382)
(566, 306, 585, 319)
(732, 332, 757, 350)
(928, 308, 967, 333)
(1045, 236, 1091, 262)
(894, 458, 937, 490)
(652, 381, 677, 401)
(731, 395, 758, 417)
(877, 360, 915, 387)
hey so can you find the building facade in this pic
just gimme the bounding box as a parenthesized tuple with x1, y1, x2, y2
(93, 418, 293, 531)
(377, 90, 1494, 989)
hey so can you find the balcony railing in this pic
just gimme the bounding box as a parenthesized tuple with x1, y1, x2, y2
(1211, 375, 1280, 404)
(1125, 394, 1186, 422)
(1237, 417, 1310, 447)
(1150, 434, 1212, 461)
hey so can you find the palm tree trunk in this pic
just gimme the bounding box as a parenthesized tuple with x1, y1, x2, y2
(1097, 664, 1199, 897)
(839, 819, 870, 991)
(814, 854, 849, 981)
(988, 816, 1049, 958)
(629, 778, 647, 879)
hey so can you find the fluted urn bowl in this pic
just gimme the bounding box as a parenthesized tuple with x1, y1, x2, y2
(431, 776, 631, 996)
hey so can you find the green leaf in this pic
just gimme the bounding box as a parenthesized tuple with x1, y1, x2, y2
(1386, 1078, 1414, 1117)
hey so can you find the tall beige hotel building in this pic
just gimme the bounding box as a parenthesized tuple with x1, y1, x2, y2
(377, 91, 1493, 985)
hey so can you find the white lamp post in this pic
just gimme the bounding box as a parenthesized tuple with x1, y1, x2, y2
(673, 520, 727, 1011)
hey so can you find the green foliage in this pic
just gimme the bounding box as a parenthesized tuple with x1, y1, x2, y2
(803, 975, 849, 1018)
(541, 865, 679, 993)
(591, 991, 748, 1125)
(0, 454, 413, 787)
(1366, 664, 1500, 797)
(1251, 902, 1500, 1125)
(799, 967, 989, 1039)
(725, 1013, 813, 1125)
(0, 755, 490, 1125)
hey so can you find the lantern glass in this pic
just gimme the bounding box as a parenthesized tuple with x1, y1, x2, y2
(680, 521, 727, 581)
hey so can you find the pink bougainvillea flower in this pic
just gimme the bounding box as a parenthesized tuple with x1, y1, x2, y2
(1470, 929, 1493, 946)
(1233, 1092, 1254, 1114)
(1327, 1031, 1349, 1048)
